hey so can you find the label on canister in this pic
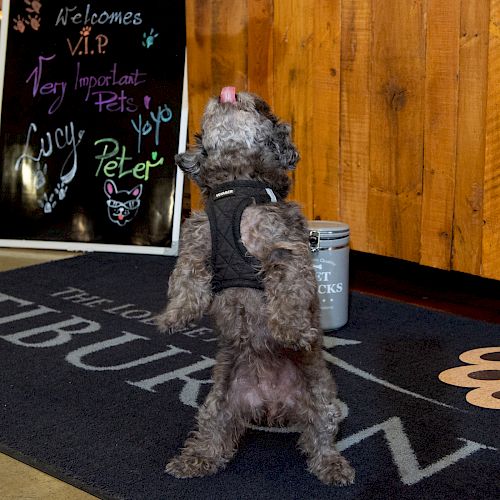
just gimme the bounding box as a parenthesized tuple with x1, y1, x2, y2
(309, 221, 350, 330)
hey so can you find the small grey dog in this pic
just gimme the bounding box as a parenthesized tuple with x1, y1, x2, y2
(156, 87, 354, 486)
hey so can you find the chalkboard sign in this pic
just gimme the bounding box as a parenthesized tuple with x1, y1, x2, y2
(0, 0, 187, 255)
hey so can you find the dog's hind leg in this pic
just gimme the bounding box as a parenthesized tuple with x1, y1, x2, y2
(165, 386, 247, 478)
(165, 350, 250, 478)
(296, 368, 355, 486)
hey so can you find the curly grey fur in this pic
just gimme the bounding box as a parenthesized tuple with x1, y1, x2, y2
(156, 91, 354, 486)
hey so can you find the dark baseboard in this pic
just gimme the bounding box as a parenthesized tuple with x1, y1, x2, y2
(349, 251, 500, 324)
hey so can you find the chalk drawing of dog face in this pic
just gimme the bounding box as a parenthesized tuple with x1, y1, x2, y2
(104, 180, 143, 226)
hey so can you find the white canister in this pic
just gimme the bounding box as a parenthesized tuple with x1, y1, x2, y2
(309, 221, 350, 330)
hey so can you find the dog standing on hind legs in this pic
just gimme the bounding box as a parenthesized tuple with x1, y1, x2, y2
(156, 87, 354, 486)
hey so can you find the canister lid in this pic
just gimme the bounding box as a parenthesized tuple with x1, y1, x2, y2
(308, 221, 350, 240)
(308, 220, 350, 251)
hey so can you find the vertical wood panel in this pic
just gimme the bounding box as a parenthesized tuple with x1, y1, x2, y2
(367, 0, 426, 261)
(339, 0, 372, 249)
(420, 1, 461, 269)
(483, 0, 500, 280)
(273, 0, 314, 218)
(185, 0, 213, 210)
(452, 0, 490, 274)
(184, 0, 500, 280)
(210, 0, 248, 90)
(311, 1, 341, 221)
(248, 0, 274, 104)
(186, 0, 248, 210)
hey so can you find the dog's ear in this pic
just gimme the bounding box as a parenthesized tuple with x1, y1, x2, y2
(175, 150, 203, 178)
(175, 135, 206, 180)
(270, 122, 299, 170)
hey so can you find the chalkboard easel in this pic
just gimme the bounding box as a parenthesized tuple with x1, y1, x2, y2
(0, 0, 187, 256)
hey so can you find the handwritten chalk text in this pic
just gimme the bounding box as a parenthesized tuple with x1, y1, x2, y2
(74, 63, 147, 101)
(26, 54, 67, 114)
(67, 28, 109, 56)
(131, 104, 173, 153)
(55, 5, 142, 27)
(94, 138, 165, 181)
(14, 121, 85, 177)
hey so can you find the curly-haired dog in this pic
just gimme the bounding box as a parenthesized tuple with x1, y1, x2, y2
(156, 87, 354, 486)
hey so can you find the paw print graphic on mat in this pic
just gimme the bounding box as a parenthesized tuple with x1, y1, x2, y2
(439, 347, 500, 409)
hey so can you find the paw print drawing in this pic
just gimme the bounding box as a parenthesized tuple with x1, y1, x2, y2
(39, 192, 57, 213)
(13, 15, 28, 33)
(28, 14, 41, 31)
(15, 0, 42, 32)
(142, 28, 159, 48)
(34, 164, 48, 190)
(25, 0, 42, 14)
(80, 25, 92, 37)
(54, 182, 68, 201)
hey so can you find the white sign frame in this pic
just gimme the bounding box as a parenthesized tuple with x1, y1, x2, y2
(0, 1, 187, 256)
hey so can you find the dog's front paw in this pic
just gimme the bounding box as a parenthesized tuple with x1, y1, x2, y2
(154, 308, 187, 334)
(309, 453, 355, 486)
(271, 324, 319, 351)
(165, 454, 223, 478)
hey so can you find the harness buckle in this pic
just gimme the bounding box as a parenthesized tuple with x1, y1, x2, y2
(309, 230, 321, 252)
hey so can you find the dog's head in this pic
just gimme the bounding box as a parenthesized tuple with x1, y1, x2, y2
(176, 87, 299, 198)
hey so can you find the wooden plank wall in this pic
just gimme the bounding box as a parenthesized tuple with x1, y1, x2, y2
(185, 0, 500, 281)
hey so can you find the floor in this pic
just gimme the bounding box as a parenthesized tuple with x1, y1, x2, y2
(0, 453, 96, 500)
(0, 248, 80, 273)
(0, 248, 97, 500)
(0, 248, 498, 499)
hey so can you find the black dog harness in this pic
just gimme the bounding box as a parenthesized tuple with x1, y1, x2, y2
(206, 180, 279, 293)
